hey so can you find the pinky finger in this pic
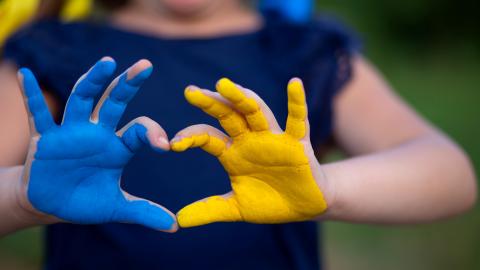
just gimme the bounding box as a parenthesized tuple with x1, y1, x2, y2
(18, 68, 56, 134)
(285, 78, 309, 140)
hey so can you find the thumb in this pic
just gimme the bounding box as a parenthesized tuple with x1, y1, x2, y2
(117, 116, 170, 153)
(177, 193, 242, 228)
(115, 193, 177, 232)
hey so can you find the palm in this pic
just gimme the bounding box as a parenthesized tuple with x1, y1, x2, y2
(29, 123, 132, 223)
(173, 78, 327, 227)
(219, 132, 321, 222)
(20, 59, 175, 231)
(223, 132, 307, 171)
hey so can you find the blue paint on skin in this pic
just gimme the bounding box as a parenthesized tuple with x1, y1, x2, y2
(124, 123, 166, 153)
(260, 0, 313, 23)
(63, 59, 117, 123)
(20, 60, 175, 231)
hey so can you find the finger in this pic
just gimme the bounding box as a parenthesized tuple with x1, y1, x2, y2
(184, 86, 248, 137)
(234, 84, 282, 132)
(17, 68, 56, 134)
(92, 59, 153, 129)
(63, 57, 116, 124)
(170, 124, 229, 157)
(207, 88, 283, 133)
(117, 116, 170, 153)
(216, 78, 269, 131)
(285, 78, 309, 139)
(177, 194, 241, 228)
(115, 193, 178, 232)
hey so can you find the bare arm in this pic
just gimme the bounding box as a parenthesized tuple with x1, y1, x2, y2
(322, 56, 477, 224)
(0, 166, 51, 234)
(0, 61, 58, 234)
(0, 62, 31, 166)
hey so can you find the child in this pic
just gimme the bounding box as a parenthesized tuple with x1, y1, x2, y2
(0, 0, 476, 269)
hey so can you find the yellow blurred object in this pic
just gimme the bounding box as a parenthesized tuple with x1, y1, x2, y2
(0, 0, 92, 48)
(0, 0, 39, 46)
(172, 78, 328, 228)
(61, 0, 93, 21)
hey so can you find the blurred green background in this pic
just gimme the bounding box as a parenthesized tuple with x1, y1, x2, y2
(1, 0, 479, 269)
(318, 1, 480, 270)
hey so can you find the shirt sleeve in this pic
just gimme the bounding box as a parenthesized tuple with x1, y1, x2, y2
(261, 11, 360, 145)
(302, 15, 361, 144)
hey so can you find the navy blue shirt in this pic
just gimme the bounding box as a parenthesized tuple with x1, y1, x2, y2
(4, 12, 358, 270)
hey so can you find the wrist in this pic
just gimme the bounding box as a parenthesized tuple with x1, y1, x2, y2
(9, 166, 57, 227)
(317, 162, 352, 221)
(311, 161, 340, 220)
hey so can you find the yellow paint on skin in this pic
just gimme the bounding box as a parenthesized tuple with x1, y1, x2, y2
(174, 78, 327, 227)
(172, 133, 226, 157)
(185, 87, 248, 137)
(216, 78, 269, 131)
(286, 80, 307, 139)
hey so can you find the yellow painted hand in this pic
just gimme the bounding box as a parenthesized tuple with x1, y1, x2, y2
(172, 78, 328, 227)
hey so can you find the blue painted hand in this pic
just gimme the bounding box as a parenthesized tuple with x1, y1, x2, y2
(18, 57, 177, 232)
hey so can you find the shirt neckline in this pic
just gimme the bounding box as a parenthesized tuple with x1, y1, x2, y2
(95, 13, 268, 44)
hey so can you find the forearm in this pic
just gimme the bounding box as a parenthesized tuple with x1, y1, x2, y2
(0, 166, 49, 236)
(321, 134, 477, 224)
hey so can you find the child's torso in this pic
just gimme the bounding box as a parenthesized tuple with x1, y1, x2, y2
(4, 12, 358, 269)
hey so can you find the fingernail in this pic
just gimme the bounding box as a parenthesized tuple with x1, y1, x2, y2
(289, 77, 302, 84)
(127, 66, 153, 83)
(17, 70, 24, 79)
(100, 56, 114, 62)
(185, 85, 200, 92)
(18, 67, 30, 77)
(150, 137, 169, 152)
(158, 137, 169, 145)
(170, 137, 181, 144)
